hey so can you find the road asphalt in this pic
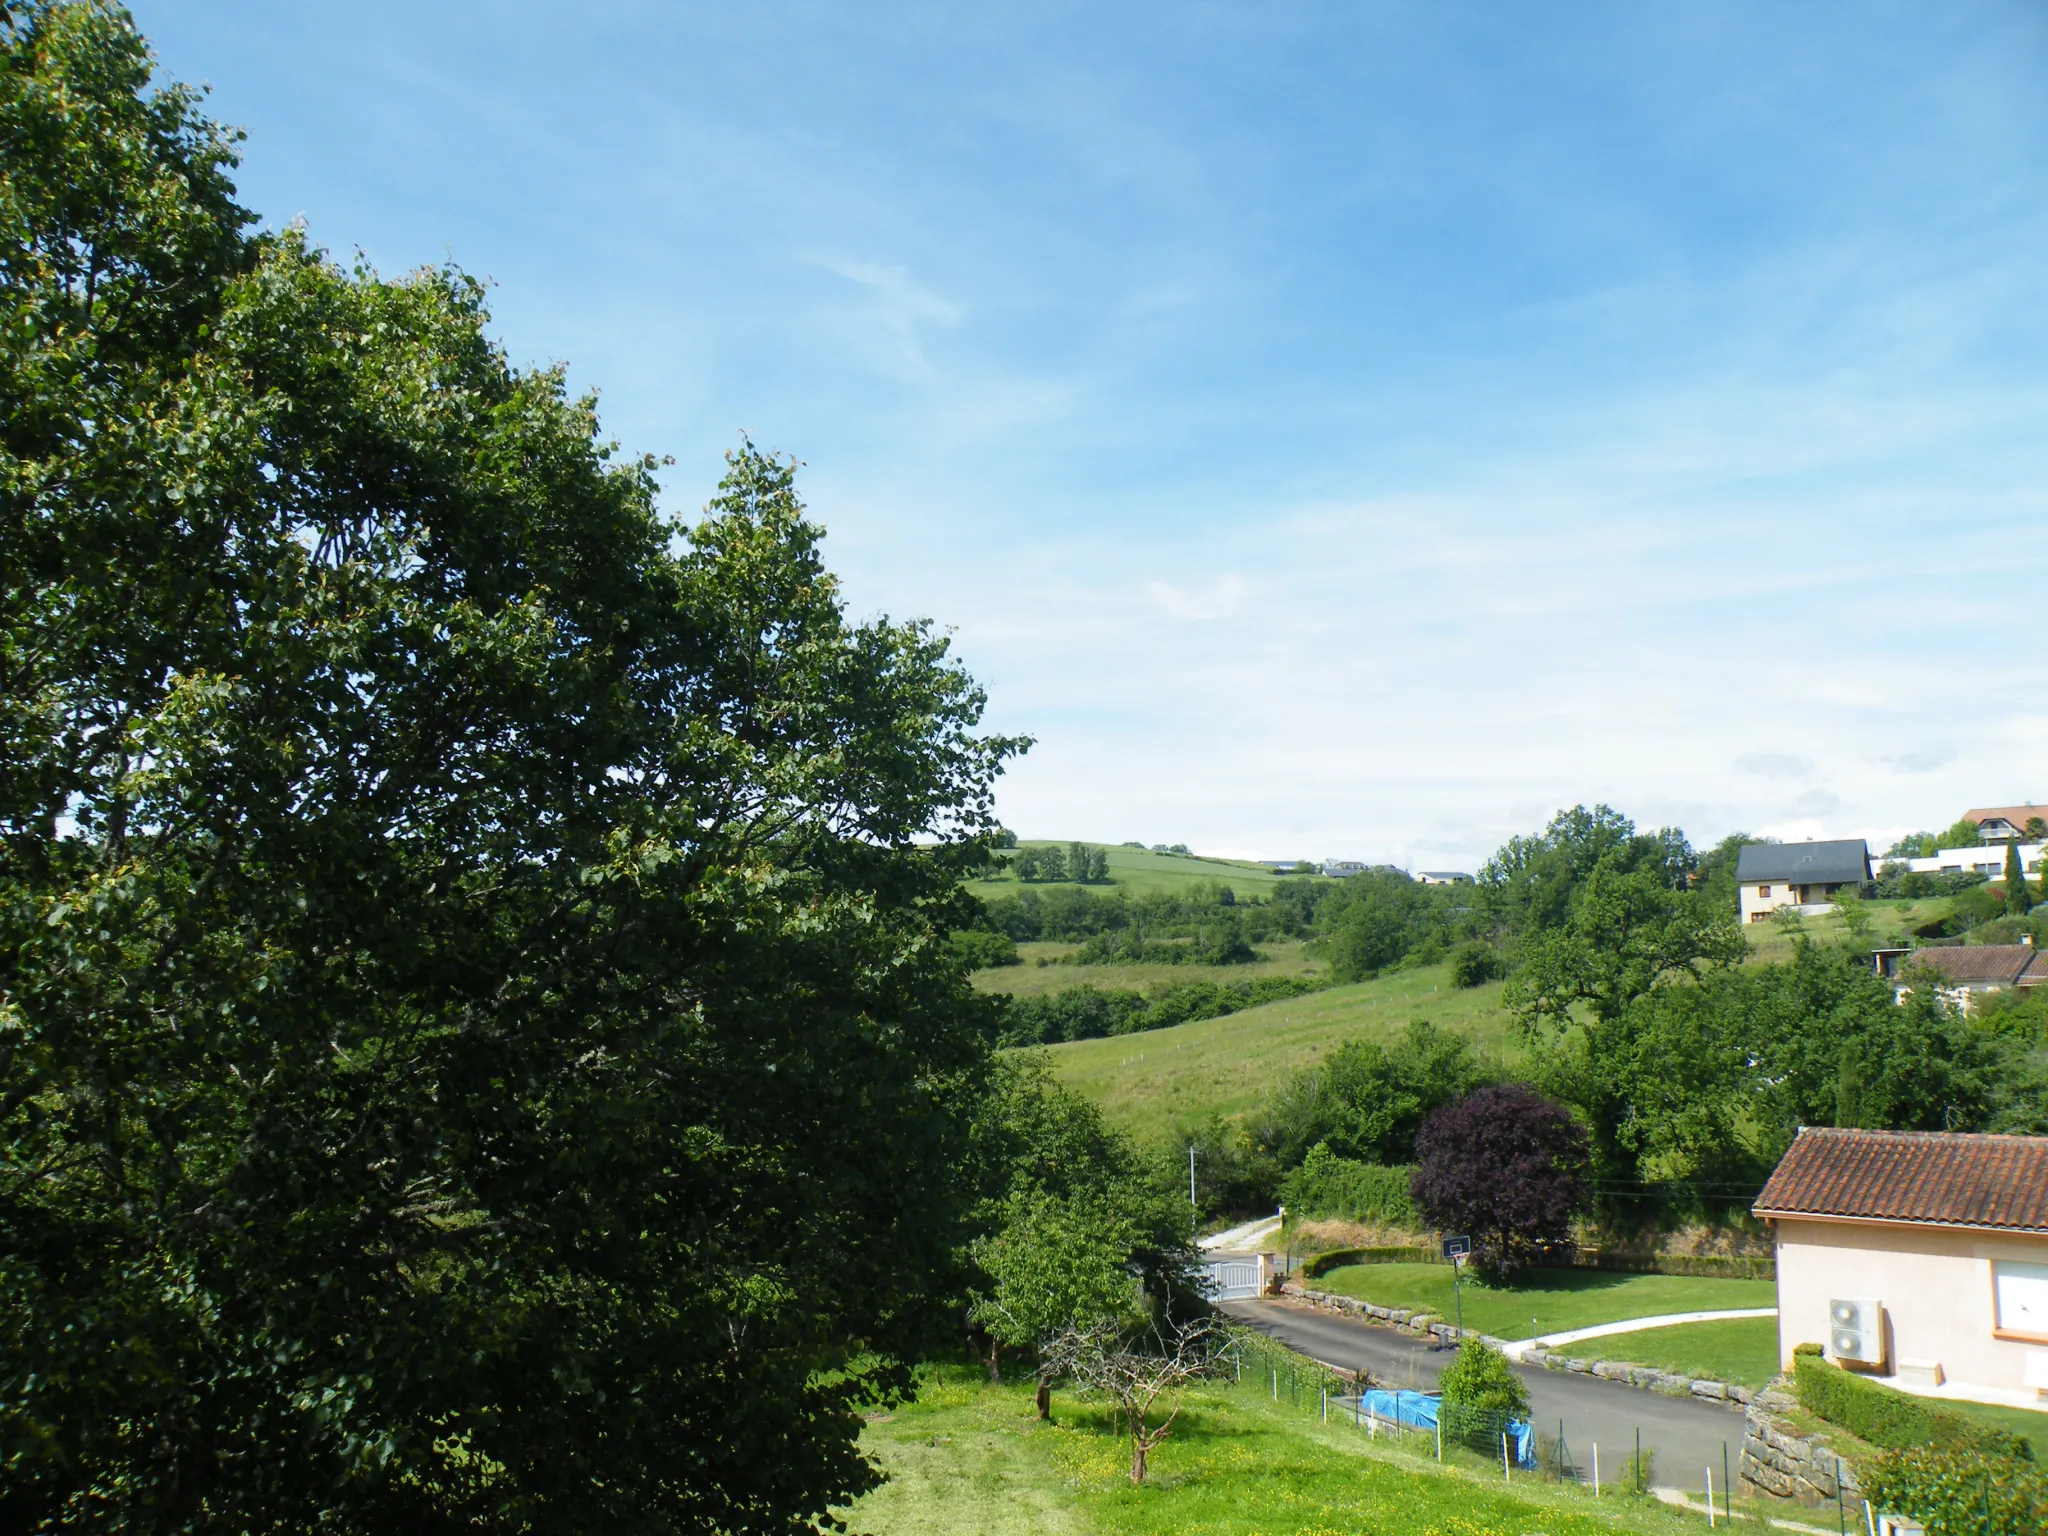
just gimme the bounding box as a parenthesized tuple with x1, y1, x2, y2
(1221, 1298, 1750, 1494)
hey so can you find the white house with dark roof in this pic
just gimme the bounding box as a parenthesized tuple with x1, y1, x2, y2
(1734, 839, 1871, 924)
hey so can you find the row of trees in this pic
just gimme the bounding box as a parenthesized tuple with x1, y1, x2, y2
(1008, 841, 1111, 882)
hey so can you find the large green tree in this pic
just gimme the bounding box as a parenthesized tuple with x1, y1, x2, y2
(0, 5, 1018, 1529)
(1504, 856, 1745, 1031)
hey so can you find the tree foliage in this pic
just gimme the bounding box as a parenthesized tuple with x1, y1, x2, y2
(1254, 1020, 1481, 1170)
(0, 6, 1020, 1529)
(2006, 840, 2033, 917)
(1410, 1086, 1588, 1282)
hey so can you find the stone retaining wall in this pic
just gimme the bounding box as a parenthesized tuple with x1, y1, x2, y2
(1278, 1281, 1754, 1406)
(1735, 1389, 1864, 1508)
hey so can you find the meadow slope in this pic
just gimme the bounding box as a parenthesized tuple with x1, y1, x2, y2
(1043, 963, 1515, 1144)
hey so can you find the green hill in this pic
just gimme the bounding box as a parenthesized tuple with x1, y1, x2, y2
(966, 840, 1314, 902)
(1043, 961, 1516, 1145)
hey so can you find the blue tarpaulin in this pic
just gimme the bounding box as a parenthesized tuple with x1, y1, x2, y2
(1347, 1390, 1534, 1466)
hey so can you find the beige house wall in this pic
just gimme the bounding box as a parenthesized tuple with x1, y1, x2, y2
(1774, 1216, 2048, 1404)
(1738, 880, 1844, 925)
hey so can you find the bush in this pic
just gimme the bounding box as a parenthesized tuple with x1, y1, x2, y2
(1865, 1446, 2048, 1535)
(1449, 941, 1508, 988)
(949, 928, 1020, 969)
(1437, 1338, 1529, 1453)
(1793, 1351, 2031, 1461)
(1278, 1145, 1418, 1226)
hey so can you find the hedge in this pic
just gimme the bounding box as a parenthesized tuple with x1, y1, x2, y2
(1792, 1348, 2031, 1462)
(1279, 1147, 1418, 1227)
(1865, 1446, 2048, 1536)
(1301, 1245, 1437, 1279)
(1572, 1251, 1775, 1281)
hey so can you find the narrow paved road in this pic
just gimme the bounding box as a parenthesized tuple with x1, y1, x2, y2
(1222, 1299, 1748, 1492)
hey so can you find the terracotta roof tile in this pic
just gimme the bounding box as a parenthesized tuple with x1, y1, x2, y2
(1753, 1128, 2048, 1233)
(1904, 945, 2046, 986)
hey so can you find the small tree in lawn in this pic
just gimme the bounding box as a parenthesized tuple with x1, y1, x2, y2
(2006, 841, 2033, 917)
(1436, 1338, 1531, 1454)
(1043, 1318, 1223, 1484)
(969, 1190, 1140, 1417)
(1410, 1085, 1589, 1283)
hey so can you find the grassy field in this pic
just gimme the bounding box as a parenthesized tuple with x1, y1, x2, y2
(1583, 1318, 1781, 1390)
(966, 841, 1317, 903)
(1043, 962, 1515, 1143)
(974, 940, 1324, 998)
(1736, 897, 1955, 963)
(845, 1364, 1740, 1536)
(1308, 1263, 1776, 1340)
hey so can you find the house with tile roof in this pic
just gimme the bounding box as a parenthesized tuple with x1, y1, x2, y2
(1754, 1128, 2048, 1410)
(1962, 804, 2048, 843)
(1897, 943, 2048, 1014)
(1734, 839, 1870, 924)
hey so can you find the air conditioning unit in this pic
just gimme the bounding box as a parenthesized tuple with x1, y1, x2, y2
(1829, 1298, 1885, 1365)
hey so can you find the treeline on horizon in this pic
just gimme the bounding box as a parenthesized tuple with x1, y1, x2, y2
(975, 807, 2048, 1227)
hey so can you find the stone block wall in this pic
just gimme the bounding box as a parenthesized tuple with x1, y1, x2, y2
(1735, 1390, 1864, 1508)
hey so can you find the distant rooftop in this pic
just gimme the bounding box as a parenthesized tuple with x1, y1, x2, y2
(1904, 944, 2046, 988)
(1733, 839, 1870, 885)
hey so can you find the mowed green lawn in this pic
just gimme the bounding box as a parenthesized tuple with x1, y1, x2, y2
(1044, 962, 1514, 1143)
(847, 1365, 1712, 1536)
(1584, 1317, 1782, 1390)
(974, 939, 1324, 998)
(1309, 1263, 1776, 1340)
(965, 841, 1317, 902)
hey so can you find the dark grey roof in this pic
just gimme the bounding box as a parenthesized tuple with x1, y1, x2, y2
(1734, 839, 1870, 885)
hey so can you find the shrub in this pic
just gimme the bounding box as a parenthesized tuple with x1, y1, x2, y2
(949, 928, 1020, 969)
(1865, 1446, 2048, 1535)
(1793, 1352, 2031, 1461)
(1437, 1338, 1529, 1454)
(1449, 941, 1508, 988)
(1278, 1145, 1418, 1226)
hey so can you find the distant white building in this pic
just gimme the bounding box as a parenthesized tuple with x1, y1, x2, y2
(1886, 842, 2044, 880)
(1321, 860, 1369, 878)
(1417, 870, 1471, 886)
(1735, 839, 1871, 923)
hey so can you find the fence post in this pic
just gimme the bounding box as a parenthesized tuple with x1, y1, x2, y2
(1706, 1467, 1715, 1528)
(1636, 1428, 1642, 1495)
(1503, 1431, 1511, 1481)
(1723, 1442, 1731, 1524)
(1435, 1417, 1441, 1460)
(1321, 1387, 1327, 1424)
(1593, 1442, 1599, 1497)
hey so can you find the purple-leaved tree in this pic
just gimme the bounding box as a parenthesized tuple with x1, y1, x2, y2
(1410, 1085, 1590, 1282)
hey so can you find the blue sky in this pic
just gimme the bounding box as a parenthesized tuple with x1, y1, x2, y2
(134, 2, 2048, 869)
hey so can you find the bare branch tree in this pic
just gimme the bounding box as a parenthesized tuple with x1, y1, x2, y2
(1042, 1317, 1226, 1484)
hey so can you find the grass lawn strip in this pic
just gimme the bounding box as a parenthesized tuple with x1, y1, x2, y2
(1310, 1263, 1777, 1341)
(850, 1364, 1746, 1536)
(1569, 1317, 1782, 1392)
